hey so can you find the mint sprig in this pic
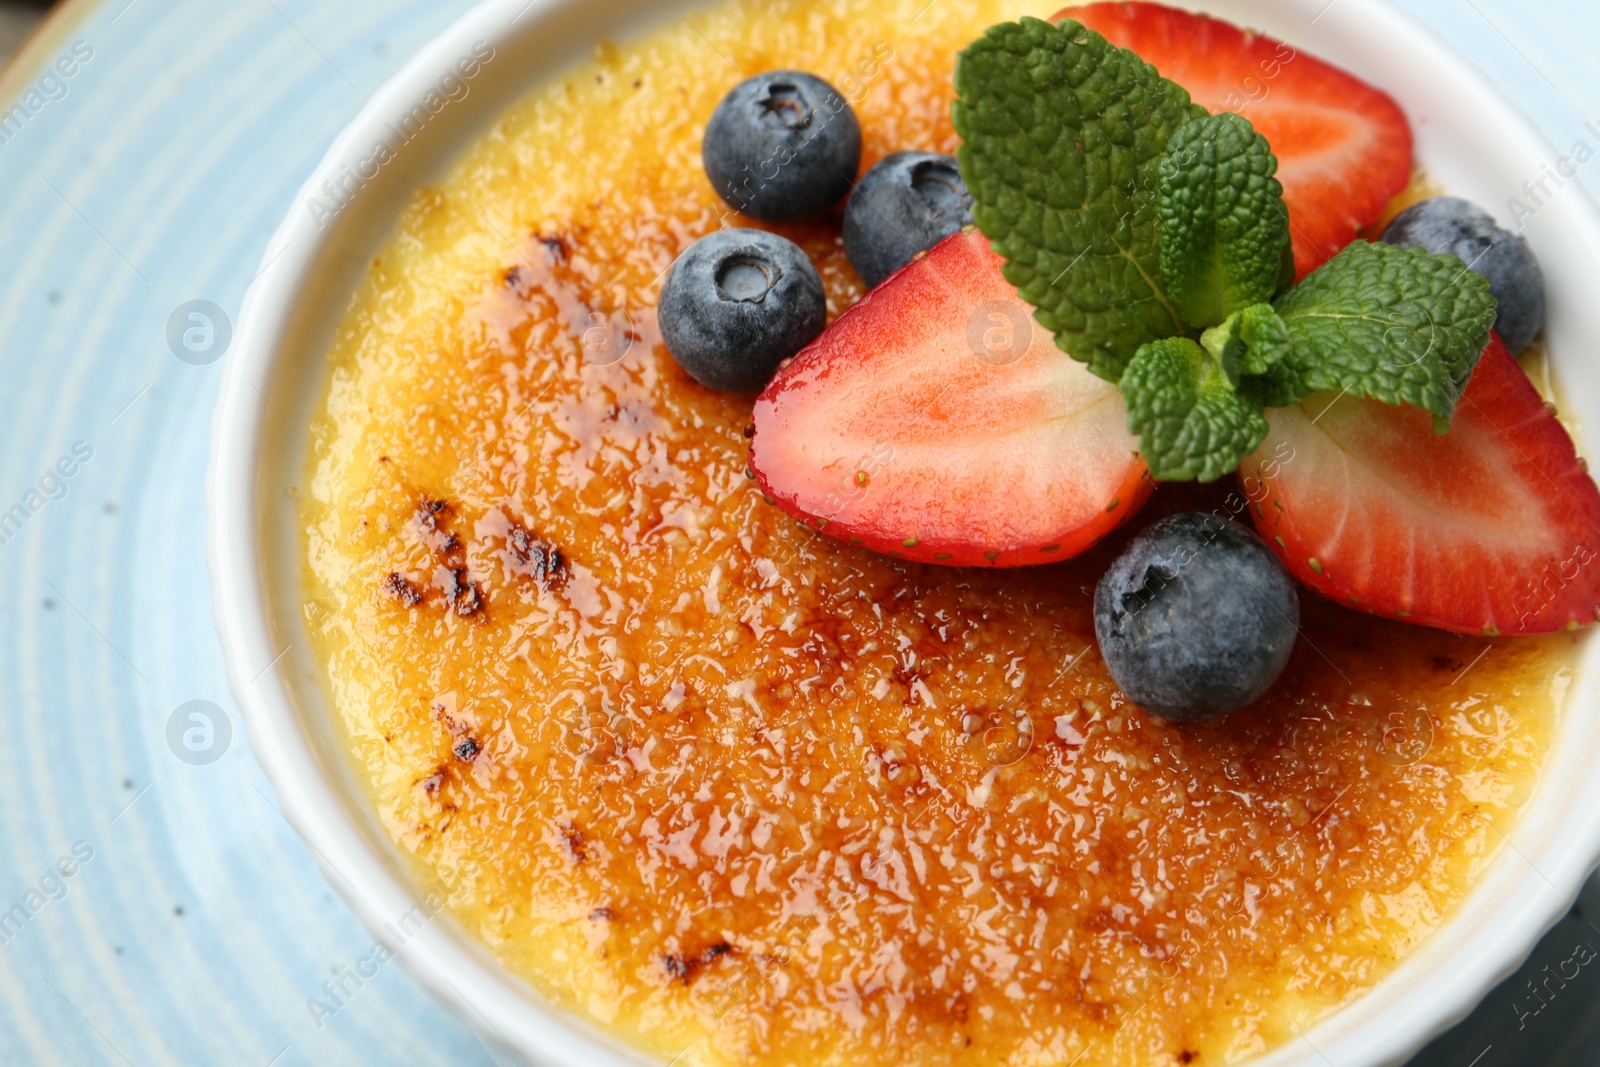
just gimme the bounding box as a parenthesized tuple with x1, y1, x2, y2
(954, 17, 1499, 482)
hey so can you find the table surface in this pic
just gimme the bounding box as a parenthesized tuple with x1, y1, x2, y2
(0, 1, 1597, 1065)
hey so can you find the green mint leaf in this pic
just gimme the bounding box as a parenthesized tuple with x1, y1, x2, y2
(1200, 303, 1292, 381)
(1272, 241, 1499, 431)
(1248, 362, 1306, 411)
(1156, 113, 1293, 329)
(1120, 337, 1271, 483)
(953, 17, 1206, 383)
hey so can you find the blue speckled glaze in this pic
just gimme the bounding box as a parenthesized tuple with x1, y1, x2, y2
(0, 0, 1594, 1064)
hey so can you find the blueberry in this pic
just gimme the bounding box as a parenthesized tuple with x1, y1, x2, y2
(843, 152, 975, 288)
(658, 229, 826, 393)
(1382, 196, 1546, 353)
(703, 71, 862, 224)
(1094, 514, 1299, 722)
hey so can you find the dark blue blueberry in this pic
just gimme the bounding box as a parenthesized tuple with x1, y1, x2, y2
(1094, 514, 1299, 722)
(658, 229, 826, 394)
(702, 71, 862, 224)
(1382, 196, 1546, 353)
(843, 152, 974, 288)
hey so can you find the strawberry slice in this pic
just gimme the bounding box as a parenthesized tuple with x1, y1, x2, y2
(1244, 335, 1600, 635)
(750, 229, 1153, 568)
(1053, 2, 1413, 280)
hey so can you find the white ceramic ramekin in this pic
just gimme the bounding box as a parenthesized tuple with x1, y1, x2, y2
(208, 1, 1600, 1064)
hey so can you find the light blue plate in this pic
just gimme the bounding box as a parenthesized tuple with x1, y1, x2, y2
(0, 0, 1594, 1063)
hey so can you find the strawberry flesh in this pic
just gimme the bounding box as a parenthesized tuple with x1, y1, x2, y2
(1244, 335, 1600, 635)
(1054, 2, 1414, 280)
(750, 230, 1153, 567)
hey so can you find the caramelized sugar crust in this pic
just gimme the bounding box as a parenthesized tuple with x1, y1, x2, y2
(302, 3, 1576, 1063)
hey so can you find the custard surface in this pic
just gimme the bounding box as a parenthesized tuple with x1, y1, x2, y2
(301, 3, 1577, 1064)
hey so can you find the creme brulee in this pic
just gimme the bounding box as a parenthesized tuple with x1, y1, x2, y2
(299, 2, 1579, 1064)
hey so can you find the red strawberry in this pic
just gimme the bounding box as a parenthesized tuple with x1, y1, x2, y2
(1243, 335, 1600, 635)
(750, 229, 1153, 568)
(1053, 2, 1414, 280)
